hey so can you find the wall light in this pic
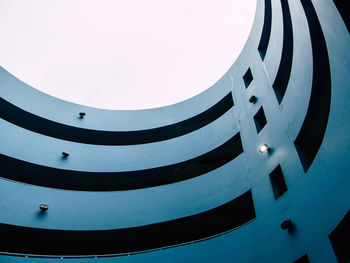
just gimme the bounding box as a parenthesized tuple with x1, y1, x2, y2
(39, 204, 48, 211)
(62, 151, 70, 158)
(281, 219, 294, 232)
(259, 144, 269, 153)
(249, 95, 257, 103)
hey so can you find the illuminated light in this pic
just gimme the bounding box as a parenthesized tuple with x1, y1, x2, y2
(259, 144, 269, 153)
(39, 204, 48, 211)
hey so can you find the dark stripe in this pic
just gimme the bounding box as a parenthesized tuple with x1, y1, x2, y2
(272, 0, 293, 104)
(0, 190, 255, 256)
(258, 0, 272, 60)
(294, 0, 332, 172)
(333, 0, 350, 33)
(0, 133, 243, 191)
(328, 210, 350, 263)
(0, 93, 233, 145)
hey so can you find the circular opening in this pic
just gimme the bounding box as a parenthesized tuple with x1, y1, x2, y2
(0, 0, 256, 110)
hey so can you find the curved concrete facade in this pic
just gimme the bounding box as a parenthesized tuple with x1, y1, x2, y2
(0, 0, 349, 262)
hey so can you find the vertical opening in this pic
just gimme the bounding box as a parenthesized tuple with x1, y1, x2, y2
(294, 254, 310, 263)
(333, 0, 350, 33)
(243, 68, 254, 88)
(272, 0, 294, 104)
(258, 0, 272, 60)
(294, 0, 331, 172)
(269, 165, 287, 199)
(329, 210, 350, 263)
(254, 107, 267, 133)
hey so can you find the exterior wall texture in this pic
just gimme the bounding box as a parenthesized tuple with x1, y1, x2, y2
(0, 0, 349, 262)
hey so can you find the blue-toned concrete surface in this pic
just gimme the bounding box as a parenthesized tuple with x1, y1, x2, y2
(0, 0, 349, 262)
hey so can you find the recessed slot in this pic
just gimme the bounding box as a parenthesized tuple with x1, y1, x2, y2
(0, 133, 243, 191)
(329, 210, 350, 263)
(258, 0, 272, 60)
(269, 165, 287, 199)
(0, 92, 234, 146)
(293, 254, 310, 263)
(254, 107, 267, 133)
(333, 0, 349, 33)
(0, 190, 255, 256)
(272, 0, 293, 104)
(295, 0, 331, 172)
(243, 68, 253, 88)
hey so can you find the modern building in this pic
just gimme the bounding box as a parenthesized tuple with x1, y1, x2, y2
(0, 0, 349, 262)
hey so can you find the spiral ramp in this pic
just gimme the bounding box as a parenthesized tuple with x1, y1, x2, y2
(0, 0, 349, 262)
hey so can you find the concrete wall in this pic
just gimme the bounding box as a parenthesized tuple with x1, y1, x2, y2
(0, 0, 349, 262)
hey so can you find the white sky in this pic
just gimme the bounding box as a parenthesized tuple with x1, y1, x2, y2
(0, 0, 256, 110)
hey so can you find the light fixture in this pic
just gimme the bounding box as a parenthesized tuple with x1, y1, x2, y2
(62, 151, 70, 158)
(79, 112, 86, 118)
(249, 95, 257, 103)
(259, 144, 269, 153)
(39, 204, 48, 211)
(281, 219, 294, 231)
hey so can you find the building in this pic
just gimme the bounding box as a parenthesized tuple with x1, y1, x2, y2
(0, 0, 349, 262)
